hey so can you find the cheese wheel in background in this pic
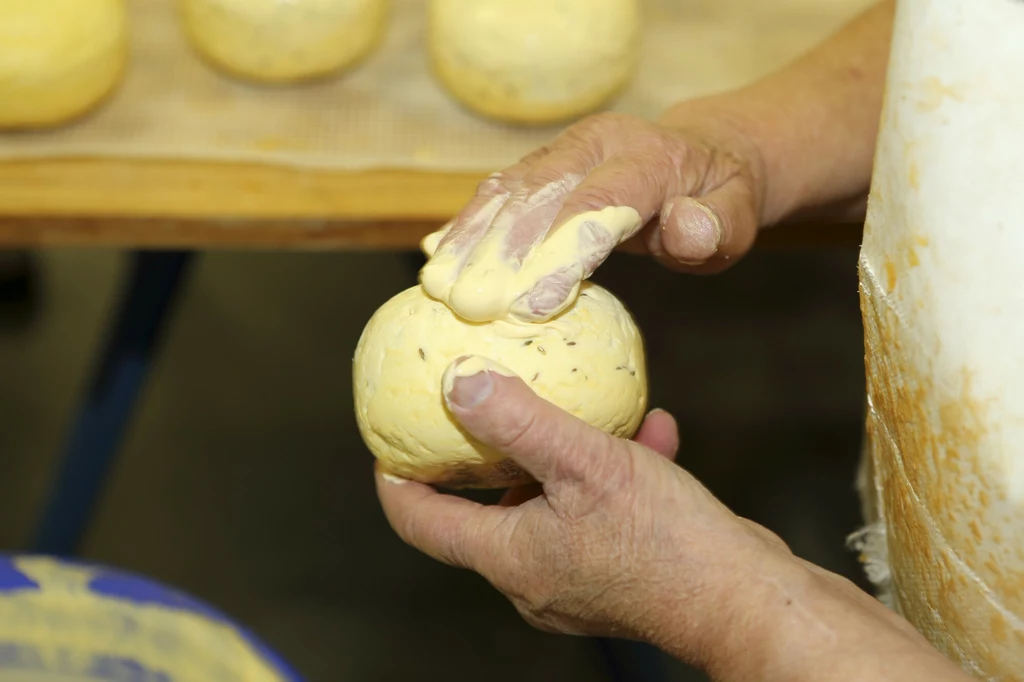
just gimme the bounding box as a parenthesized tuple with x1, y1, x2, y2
(0, 554, 302, 682)
(857, 0, 1024, 677)
(428, 0, 641, 126)
(0, 0, 128, 130)
(353, 283, 647, 488)
(179, 0, 389, 84)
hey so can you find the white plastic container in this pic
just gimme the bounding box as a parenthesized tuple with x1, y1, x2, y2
(858, 0, 1024, 676)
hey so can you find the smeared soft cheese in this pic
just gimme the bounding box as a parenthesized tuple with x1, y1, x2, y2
(420, 206, 643, 323)
(0, 0, 128, 129)
(428, 0, 641, 125)
(179, 0, 389, 83)
(353, 282, 647, 488)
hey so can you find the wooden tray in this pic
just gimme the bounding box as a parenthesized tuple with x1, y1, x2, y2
(0, 0, 870, 247)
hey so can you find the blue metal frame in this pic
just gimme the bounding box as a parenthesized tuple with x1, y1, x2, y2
(30, 250, 196, 557)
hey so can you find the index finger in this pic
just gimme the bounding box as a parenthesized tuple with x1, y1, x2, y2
(420, 131, 605, 312)
(430, 139, 568, 263)
(375, 464, 514, 572)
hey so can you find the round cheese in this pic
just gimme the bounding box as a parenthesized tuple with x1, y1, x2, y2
(428, 0, 641, 126)
(353, 282, 647, 488)
(0, 0, 128, 130)
(179, 0, 389, 84)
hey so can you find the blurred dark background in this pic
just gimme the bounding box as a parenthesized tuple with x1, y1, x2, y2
(0, 244, 867, 681)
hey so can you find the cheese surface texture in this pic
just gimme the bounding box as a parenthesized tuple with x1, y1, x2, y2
(179, 0, 389, 83)
(428, 0, 640, 125)
(0, 0, 127, 129)
(353, 282, 647, 487)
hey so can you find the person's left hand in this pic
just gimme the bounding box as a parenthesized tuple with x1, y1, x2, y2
(375, 355, 794, 669)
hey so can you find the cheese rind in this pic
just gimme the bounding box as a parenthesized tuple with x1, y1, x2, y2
(179, 0, 389, 84)
(0, 0, 128, 129)
(428, 0, 641, 125)
(353, 282, 648, 488)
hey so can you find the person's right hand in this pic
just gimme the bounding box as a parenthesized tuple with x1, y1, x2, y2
(376, 356, 977, 682)
(419, 109, 767, 324)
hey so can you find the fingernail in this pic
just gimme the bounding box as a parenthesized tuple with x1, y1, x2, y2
(443, 356, 514, 409)
(449, 372, 493, 408)
(649, 203, 671, 257)
(671, 198, 722, 265)
(381, 472, 410, 485)
(509, 275, 575, 323)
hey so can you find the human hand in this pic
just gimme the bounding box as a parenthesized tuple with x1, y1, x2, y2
(418, 110, 767, 324)
(375, 354, 793, 668)
(376, 356, 979, 681)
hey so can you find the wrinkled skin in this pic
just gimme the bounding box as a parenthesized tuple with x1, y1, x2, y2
(377, 360, 976, 682)
(419, 111, 766, 322)
(385, 2, 976, 678)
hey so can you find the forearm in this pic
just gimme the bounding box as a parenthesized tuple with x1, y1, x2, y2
(660, 0, 894, 228)
(654, 551, 974, 682)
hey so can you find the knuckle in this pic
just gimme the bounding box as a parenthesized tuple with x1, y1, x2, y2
(398, 515, 431, 553)
(518, 145, 551, 164)
(546, 430, 605, 485)
(564, 151, 679, 217)
(629, 147, 681, 186)
(575, 112, 651, 150)
(399, 511, 469, 569)
(522, 162, 579, 192)
(577, 111, 633, 133)
(655, 142, 693, 185)
(476, 171, 515, 196)
(518, 610, 561, 635)
(487, 515, 536, 593)
(436, 520, 475, 569)
(558, 117, 610, 155)
(566, 113, 606, 138)
(512, 552, 571, 613)
(584, 440, 639, 498)
(490, 409, 540, 454)
(564, 184, 625, 215)
(519, 589, 562, 625)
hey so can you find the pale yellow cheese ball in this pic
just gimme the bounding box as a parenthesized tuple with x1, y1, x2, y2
(0, 0, 128, 130)
(427, 0, 641, 126)
(353, 282, 647, 488)
(179, 0, 389, 84)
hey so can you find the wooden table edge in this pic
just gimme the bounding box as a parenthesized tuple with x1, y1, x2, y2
(0, 215, 864, 250)
(0, 158, 863, 249)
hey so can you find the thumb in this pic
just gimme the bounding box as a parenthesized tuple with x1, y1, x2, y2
(442, 356, 619, 486)
(648, 177, 759, 274)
